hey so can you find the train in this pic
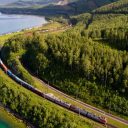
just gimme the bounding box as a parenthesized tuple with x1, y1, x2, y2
(0, 58, 107, 125)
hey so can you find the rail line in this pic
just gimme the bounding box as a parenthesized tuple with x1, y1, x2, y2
(0, 58, 108, 125)
(0, 58, 128, 128)
(34, 76, 128, 127)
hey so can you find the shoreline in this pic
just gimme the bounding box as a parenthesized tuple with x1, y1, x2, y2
(0, 23, 45, 36)
(0, 22, 48, 36)
(0, 13, 48, 36)
(0, 102, 35, 128)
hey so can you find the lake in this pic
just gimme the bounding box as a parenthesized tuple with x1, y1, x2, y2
(0, 12, 47, 35)
(0, 120, 11, 128)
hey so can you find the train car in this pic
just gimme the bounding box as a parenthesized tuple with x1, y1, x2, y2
(45, 93, 71, 109)
(98, 116, 107, 124)
(54, 100, 71, 109)
(7, 70, 12, 76)
(0, 59, 2, 64)
(79, 108, 88, 116)
(60, 101, 71, 109)
(86, 112, 107, 124)
(7, 70, 21, 82)
(7, 69, 44, 98)
(70, 105, 107, 125)
(70, 105, 80, 113)
(0, 59, 8, 72)
(22, 82, 35, 90)
(45, 93, 56, 102)
(33, 88, 44, 97)
(7, 70, 24, 84)
(87, 112, 100, 121)
(7, 69, 35, 91)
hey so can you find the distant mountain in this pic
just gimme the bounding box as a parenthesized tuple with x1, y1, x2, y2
(1, 0, 70, 7)
(0, 0, 119, 16)
(94, 0, 128, 13)
(1, 0, 118, 8)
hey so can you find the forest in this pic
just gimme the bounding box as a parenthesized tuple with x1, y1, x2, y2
(2, 15, 128, 120)
(0, 0, 119, 16)
(94, 0, 128, 13)
(1, 0, 128, 127)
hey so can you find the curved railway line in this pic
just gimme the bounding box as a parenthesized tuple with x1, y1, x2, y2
(34, 76, 128, 125)
(0, 58, 128, 128)
(34, 77, 128, 128)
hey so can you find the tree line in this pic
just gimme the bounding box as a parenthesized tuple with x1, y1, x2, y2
(2, 28, 128, 117)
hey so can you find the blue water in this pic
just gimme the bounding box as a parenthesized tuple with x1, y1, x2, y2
(0, 12, 47, 35)
(0, 120, 11, 128)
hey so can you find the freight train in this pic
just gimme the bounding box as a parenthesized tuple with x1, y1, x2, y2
(0, 58, 107, 125)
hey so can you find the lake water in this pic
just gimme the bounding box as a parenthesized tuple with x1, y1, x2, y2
(0, 120, 11, 128)
(0, 13, 47, 35)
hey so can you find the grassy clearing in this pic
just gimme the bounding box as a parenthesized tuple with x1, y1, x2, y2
(24, 22, 65, 32)
(40, 22, 64, 29)
(0, 32, 23, 47)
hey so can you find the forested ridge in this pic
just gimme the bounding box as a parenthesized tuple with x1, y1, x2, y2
(94, 0, 128, 13)
(0, 0, 118, 16)
(1, 0, 128, 126)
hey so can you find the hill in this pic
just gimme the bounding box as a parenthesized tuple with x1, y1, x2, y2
(94, 0, 128, 13)
(1, 0, 128, 127)
(1, 0, 128, 122)
(0, 0, 118, 16)
(4, 0, 61, 7)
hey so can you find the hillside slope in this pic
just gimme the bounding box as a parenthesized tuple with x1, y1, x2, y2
(4, 0, 61, 7)
(1, 0, 128, 127)
(94, 0, 128, 13)
(2, 0, 128, 122)
(0, 0, 118, 16)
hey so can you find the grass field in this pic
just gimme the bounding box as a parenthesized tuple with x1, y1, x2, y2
(0, 32, 23, 47)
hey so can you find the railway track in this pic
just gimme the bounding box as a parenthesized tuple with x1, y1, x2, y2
(34, 76, 128, 127)
(106, 123, 117, 128)
(0, 58, 128, 127)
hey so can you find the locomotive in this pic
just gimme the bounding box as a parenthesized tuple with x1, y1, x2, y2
(0, 58, 107, 125)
